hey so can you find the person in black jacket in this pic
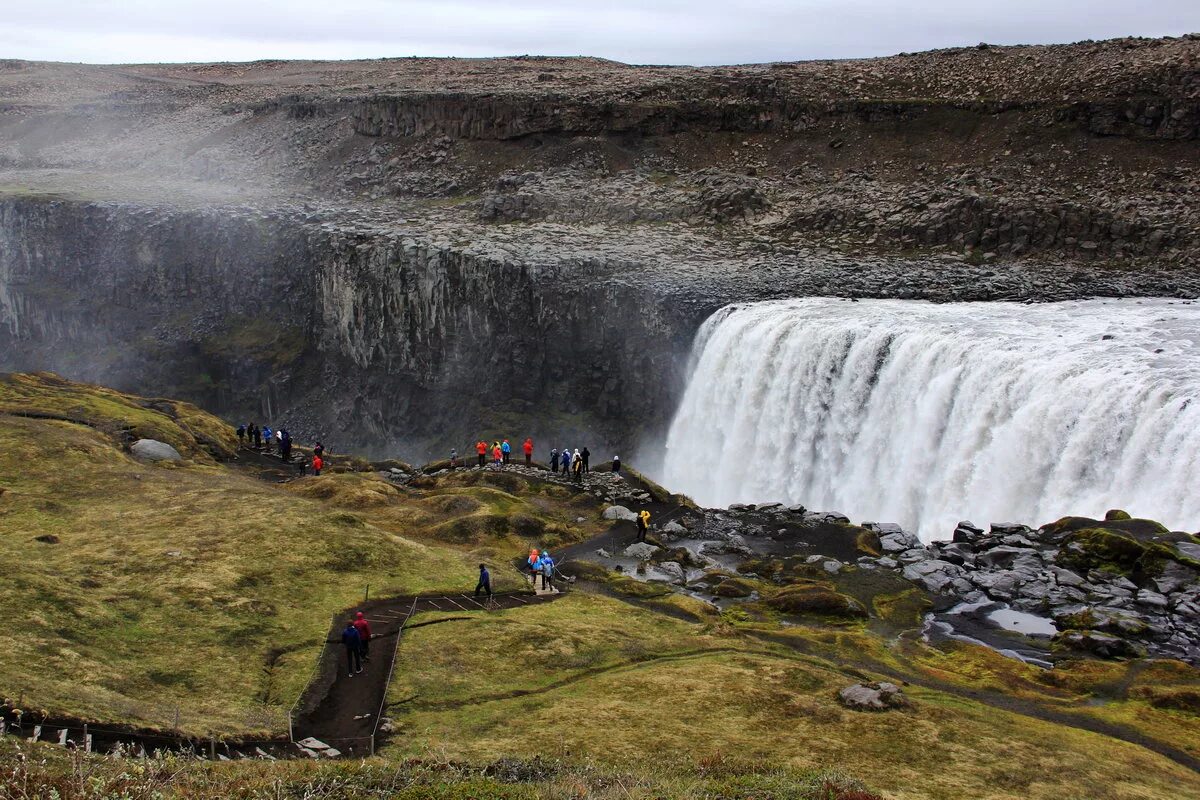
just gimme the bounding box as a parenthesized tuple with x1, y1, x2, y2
(581, 447, 591, 474)
(341, 621, 362, 677)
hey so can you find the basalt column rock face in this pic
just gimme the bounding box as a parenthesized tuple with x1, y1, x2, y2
(0, 196, 690, 458)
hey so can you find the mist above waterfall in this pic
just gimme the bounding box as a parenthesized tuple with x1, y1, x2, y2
(661, 297, 1200, 539)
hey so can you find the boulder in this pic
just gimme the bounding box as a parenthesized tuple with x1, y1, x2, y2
(838, 682, 908, 711)
(603, 505, 637, 522)
(990, 522, 1033, 536)
(1055, 630, 1147, 659)
(1154, 561, 1199, 595)
(656, 561, 686, 585)
(623, 543, 659, 560)
(902, 559, 965, 593)
(879, 528, 923, 553)
(662, 520, 688, 536)
(822, 559, 844, 574)
(1136, 589, 1170, 610)
(805, 511, 851, 524)
(130, 439, 182, 463)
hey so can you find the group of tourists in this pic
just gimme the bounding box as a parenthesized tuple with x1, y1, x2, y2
(471, 437, 535, 468)
(235, 422, 325, 476)
(549, 446, 592, 481)
(236, 423, 294, 460)
(526, 548, 556, 591)
(460, 436, 623, 485)
(340, 611, 372, 677)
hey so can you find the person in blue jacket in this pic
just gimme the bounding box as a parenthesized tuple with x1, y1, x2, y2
(501, 438, 511, 464)
(539, 552, 555, 591)
(341, 620, 362, 677)
(475, 563, 492, 597)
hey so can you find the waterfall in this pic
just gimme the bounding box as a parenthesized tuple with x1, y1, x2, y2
(661, 297, 1200, 540)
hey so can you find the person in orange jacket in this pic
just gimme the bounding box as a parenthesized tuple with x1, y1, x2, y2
(475, 440, 487, 468)
(492, 442, 503, 467)
(523, 437, 534, 466)
(527, 548, 540, 580)
(312, 454, 324, 476)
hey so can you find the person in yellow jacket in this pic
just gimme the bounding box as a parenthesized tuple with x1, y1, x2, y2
(636, 509, 651, 542)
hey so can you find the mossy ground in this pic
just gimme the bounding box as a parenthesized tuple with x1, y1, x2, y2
(2, 375, 1199, 798)
(0, 376, 605, 736)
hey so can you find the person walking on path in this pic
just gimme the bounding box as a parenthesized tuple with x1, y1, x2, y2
(501, 438, 511, 465)
(540, 551, 555, 591)
(341, 620, 362, 677)
(236, 424, 245, 445)
(475, 563, 493, 597)
(612, 455, 621, 474)
(262, 426, 273, 453)
(312, 454, 324, 476)
(476, 440, 487, 467)
(550, 448, 559, 474)
(571, 449, 583, 482)
(637, 509, 651, 542)
(581, 446, 590, 474)
(251, 424, 261, 449)
(527, 548, 540, 581)
(280, 429, 292, 462)
(523, 437, 534, 466)
(353, 611, 372, 663)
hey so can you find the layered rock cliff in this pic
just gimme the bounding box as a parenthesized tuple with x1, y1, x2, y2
(0, 36, 1198, 456)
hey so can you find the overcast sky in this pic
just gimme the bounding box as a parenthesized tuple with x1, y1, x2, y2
(3, 1, 1198, 66)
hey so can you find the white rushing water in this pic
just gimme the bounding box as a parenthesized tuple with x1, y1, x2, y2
(661, 297, 1200, 540)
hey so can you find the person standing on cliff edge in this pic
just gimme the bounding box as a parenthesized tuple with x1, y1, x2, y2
(523, 437, 534, 466)
(476, 439, 487, 467)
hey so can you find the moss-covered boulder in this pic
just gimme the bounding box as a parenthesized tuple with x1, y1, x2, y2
(767, 582, 868, 619)
(1054, 630, 1147, 660)
(1057, 527, 1184, 581)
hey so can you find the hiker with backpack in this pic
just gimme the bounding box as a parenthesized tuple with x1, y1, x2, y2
(501, 438, 511, 464)
(341, 620, 362, 677)
(540, 551, 555, 591)
(637, 509, 651, 542)
(353, 611, 372, 662)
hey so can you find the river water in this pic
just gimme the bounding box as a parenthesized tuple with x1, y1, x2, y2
(660, 297, 1200, 540)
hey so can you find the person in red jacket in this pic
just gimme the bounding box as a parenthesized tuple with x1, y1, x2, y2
(353, 611, 372, 662)
(523, 437, 534, 466)
(492, 442, 502, 468)
(475, 440, 487, 468)
(312, 454, 324, 476)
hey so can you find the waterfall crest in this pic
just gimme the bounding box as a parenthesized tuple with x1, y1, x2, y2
(661, 298, 1200, 539)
